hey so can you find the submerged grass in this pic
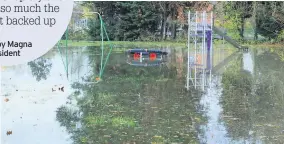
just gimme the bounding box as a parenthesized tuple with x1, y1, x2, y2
(250, 43, 284, 48)
(84, 115, 136, 127)
(111, 116, 136, 127)
(85, 115, 107, 126)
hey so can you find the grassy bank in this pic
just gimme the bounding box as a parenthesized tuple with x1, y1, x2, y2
(59, 40, 187, 48)
(59, 40, 284, 50)
(252, 43, 284, 48)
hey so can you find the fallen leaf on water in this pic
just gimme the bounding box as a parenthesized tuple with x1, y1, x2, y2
(6, 131, 12, 135)
(103, 135, 111, 138)
(59, 86, 64, 92)
(4, 98, 9, 102)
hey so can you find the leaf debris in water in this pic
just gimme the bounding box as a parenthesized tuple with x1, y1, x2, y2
(6, 130, 12, 135)
(4, 98, 9, 102)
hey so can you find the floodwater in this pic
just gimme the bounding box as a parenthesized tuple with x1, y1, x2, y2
(1, 45, 284, 144)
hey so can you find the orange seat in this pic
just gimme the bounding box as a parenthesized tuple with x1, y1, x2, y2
(133, 52, 140, 60)
(149, 53, 156, 61)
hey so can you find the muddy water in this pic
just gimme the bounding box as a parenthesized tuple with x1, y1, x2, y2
(1, 51, 72, 144)
(2, 46, 284, 144)
(201, 48, 284, 144)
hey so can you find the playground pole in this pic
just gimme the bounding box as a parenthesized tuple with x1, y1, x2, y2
(100, 15, 104, 78)
(194, 11, 197, 89)
(140, 52, 142, 63)
(187, 11, 190, 90)
(210, 11, 213, 87)
(202, 11, 206, 91)
(66, 27, 69, 79)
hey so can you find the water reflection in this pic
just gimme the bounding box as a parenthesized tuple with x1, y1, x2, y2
(242, 51, 254, 74)
(28, 57, 52, 81)
(201, 48, 284, 144)
(126, 54, 167, 67)
(1, 49, 72, 144)
(3, 45, 284, 144)
(55, 47, 212, 143)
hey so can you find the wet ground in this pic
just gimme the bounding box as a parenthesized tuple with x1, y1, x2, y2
(1, 45, 284, 144)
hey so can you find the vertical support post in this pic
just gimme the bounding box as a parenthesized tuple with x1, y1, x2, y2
(210, 11, 213, 87)
(65, 27, 69, 79)
(194, 11, 197, 89)
(140, 52, 142, 63)
(99, 15, 104, 78)
(202, 11, 206, 91)
(187, 11, 191, 90)
(222, 20, 225, 62)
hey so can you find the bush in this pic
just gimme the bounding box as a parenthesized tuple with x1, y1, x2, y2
(276, 30, 284, 42)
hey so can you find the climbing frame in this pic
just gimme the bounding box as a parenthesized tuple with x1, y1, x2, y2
(186, 11, 213, 91)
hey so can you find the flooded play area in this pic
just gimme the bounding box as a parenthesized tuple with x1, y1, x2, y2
(1, 45, 284, 144)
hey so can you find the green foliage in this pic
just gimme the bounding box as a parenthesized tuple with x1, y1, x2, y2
(254, 2, 284, 39)
(276, 30, 284, 42)
(86, 18, 101, 41)
(68, 1, 284, 43)
(61, 27, 90, 41)
(221, 1, 284, 42)
(222, 2, 251, 41)
(83, 2, 160, 41)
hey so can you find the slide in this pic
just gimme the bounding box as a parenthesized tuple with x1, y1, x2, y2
(213, 26, 248, 49)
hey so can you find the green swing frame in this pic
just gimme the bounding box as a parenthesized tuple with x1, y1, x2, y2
(57, 12, 114, 83)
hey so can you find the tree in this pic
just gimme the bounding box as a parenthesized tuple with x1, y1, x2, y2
(222, 1, 253, 41)
(82, 2, 160, 41)
(255, 2, 284, 40)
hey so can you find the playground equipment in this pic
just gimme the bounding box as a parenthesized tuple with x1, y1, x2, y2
(213, 26, 248, 50)
(126, 49, 167, 66)
(57, 12, 114, 83)
(186, 10, 248, 91)
(127, 49, 168, 55)
(186, 11, 213, 91)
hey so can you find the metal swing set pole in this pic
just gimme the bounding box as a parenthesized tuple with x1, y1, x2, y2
(186, 11, 191, 90)
(57, 11, 114, 82)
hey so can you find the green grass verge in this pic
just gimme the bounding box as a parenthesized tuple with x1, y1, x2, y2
(252, 43, 284, 48)
(59, 40, 284, 50)
(59, 40, 187, 48)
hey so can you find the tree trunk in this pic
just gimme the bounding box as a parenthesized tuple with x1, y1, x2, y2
(165, 24, 169, 40)
(240, 17, 245, 40)
(161, 2, 169, 41)
(254, 30, 258, 40)
(160, 15, 165, 40)
(171, 8, 177, 40)
(171, 23, 177, 39)
(162, 15, 167, 40)
(253, 1, 258, 41)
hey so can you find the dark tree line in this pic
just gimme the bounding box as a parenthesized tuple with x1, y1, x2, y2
(82, 1, 197, 41)
(220, 1, 284, 41)
(69, 1, 284, 42)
